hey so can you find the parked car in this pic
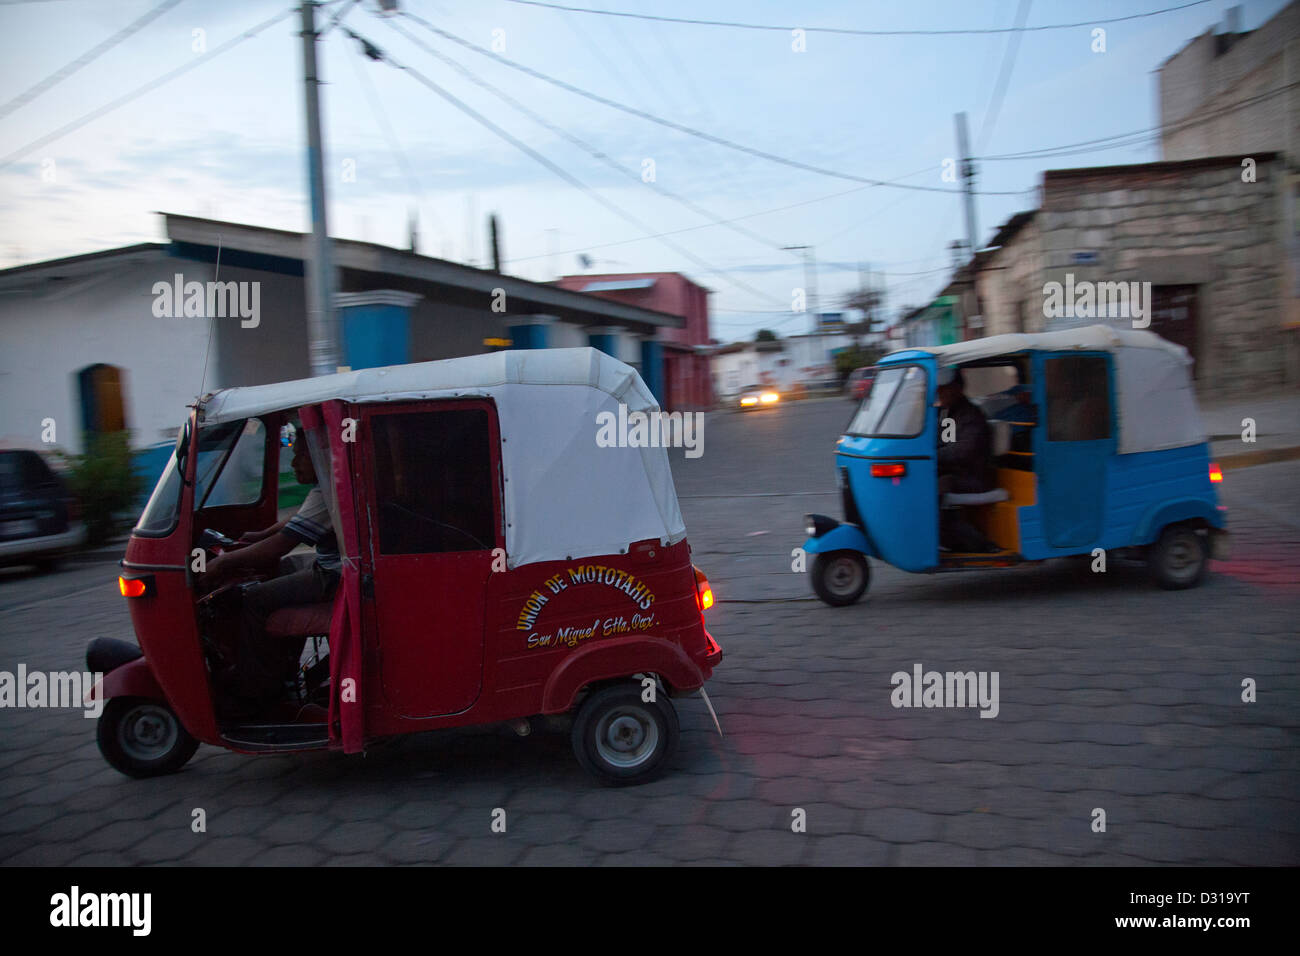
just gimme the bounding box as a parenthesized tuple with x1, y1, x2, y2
(845, 367, 876, 401)
(0, 449, 85, 571)
(737, 384, 781, 410)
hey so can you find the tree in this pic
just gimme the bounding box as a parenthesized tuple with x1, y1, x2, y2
(755, 329, 777, 342)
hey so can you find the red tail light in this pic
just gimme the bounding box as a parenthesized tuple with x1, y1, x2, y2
(693, 565, 713, 612)
(1209, 463, 1223, 483)
(870, 463, 906, 478)
(66, 497, 81, 522)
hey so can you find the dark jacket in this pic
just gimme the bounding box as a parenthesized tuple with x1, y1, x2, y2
(937, 396, 995, 493)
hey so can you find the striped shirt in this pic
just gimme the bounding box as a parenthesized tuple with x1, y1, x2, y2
(283, 487, 341, 572)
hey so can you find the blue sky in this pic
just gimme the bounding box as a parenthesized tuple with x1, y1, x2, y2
(0, 0, 1290, 341)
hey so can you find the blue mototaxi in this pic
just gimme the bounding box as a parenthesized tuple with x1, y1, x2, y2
(802, 325, 1230, 605)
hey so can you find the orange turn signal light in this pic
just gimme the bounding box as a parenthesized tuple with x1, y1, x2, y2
(870, 463, 907, 478)
(693, 566, 714, 611)
(1209, 463, 1223, 483)
(119, 576, 148, 598)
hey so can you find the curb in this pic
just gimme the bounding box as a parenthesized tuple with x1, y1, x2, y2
(1215, 445, 1300, 471)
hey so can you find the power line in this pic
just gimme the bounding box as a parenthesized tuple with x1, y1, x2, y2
(501, 0, 1212, 37)
(0, 6, 296, 170)
(0, 0, 185, 121)
(347, 24, 786, 308)
(340, 27, 447, 239)
(398, 11, 1028, 197)
(975, 0, 1032, 153)
(977, 79, 1300, 162)
(383, 16, 789, 256)
(509, 171, 934, 264)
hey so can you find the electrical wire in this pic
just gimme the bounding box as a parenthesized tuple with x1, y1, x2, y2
(0, 0, 185, 121)
(384, 16, 789, 255)
(0, 6, 296, 170)
(348, 24, 787, 308)
(398, 11, 1028, 197)
(500, 0, 1212, 37)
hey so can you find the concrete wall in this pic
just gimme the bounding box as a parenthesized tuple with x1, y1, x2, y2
(407, 300, 508, 363)
(977, 218, 1045, 337)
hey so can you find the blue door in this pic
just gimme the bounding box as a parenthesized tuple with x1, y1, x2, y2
(835, 358, 938, 571)
(1034, 352, 1116, 550)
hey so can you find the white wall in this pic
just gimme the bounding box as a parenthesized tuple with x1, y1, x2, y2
(0, 253, 212, 454)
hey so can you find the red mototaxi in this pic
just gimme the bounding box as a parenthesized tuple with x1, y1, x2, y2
(90, 348, 721, 785)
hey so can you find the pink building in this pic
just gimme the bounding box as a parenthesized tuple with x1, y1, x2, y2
(555, 272, 714, 410)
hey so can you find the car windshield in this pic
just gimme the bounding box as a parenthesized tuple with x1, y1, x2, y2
(847, 365, 928, 437)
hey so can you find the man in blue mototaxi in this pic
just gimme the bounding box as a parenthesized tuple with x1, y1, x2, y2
(935, 366, 996, 495)
(935, 366, 999, 552)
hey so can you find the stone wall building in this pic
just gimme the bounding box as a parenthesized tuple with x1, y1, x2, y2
(1158, 2, 1299, 164)
(974, 153, 1294, 393)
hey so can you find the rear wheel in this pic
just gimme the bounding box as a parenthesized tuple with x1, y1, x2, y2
(1149, 525, 1207, 590)
(572, 683, 679, 786)
(97, 697, 199, 778)
(812, 550, 870, 606)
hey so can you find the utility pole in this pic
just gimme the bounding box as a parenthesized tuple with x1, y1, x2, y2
(301, 0, 339, 376)
(955, 112, 978, 263)
(782, 244, 818, 334)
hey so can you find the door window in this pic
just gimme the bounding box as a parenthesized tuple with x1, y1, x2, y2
(370, 409, 496, 554)
(1045, 356, 1111, 442)
(199, 419, 267, 509)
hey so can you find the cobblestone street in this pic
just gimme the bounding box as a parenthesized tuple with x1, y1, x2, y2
(2, 398, 1297, 865)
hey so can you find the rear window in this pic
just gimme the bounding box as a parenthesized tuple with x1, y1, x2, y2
(847, 365, 928, 437)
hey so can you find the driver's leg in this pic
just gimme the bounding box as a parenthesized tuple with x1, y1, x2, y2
(231, 568, 331, 703)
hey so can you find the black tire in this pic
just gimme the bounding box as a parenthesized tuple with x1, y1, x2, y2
(33, 557, 61, 574)
(571, 683, 679, 786)
(812, 550, 870, 606)
(1149, 525, 1208, 590)
(97, 697, 199, 778)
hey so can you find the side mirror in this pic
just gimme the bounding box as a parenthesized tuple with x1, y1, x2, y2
(176, 420, 192, 486)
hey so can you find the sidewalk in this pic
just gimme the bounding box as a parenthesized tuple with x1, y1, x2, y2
(1201, 391, 1300, 470)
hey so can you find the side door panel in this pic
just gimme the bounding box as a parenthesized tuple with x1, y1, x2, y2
(357, 401, 501, 718)
(1034, 352, 1116, 550)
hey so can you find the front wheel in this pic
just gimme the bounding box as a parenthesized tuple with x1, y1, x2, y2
(572, 683, 679, 786)
(1148, 525, 1208, 590)
(97, 697, 199, 778)
(812, 550, 870, 606)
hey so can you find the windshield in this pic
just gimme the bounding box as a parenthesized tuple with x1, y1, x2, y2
(133, 420, 248, 536)
(847, 365, 928, 437)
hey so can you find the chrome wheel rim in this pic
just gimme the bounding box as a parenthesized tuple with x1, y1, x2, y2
(118, 704, 179, 762)
(826, 557, 864, 596)
(594, 706, 659, 769)
(1164, 534, 1203, 583)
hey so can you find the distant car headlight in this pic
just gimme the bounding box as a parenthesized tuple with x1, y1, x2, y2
(760, 392, 779, 403)
(740, 396, 758, 406)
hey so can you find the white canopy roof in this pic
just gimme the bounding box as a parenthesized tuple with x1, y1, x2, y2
(888, 325, 1204, 456)
(893, 324, 1191, 366)
(200, 349, 687, 568)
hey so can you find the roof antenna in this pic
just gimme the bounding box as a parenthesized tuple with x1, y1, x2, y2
(197, 234, 222, 402)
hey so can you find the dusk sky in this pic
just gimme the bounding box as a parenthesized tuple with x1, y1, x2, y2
(0, 0, 1289, 341)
